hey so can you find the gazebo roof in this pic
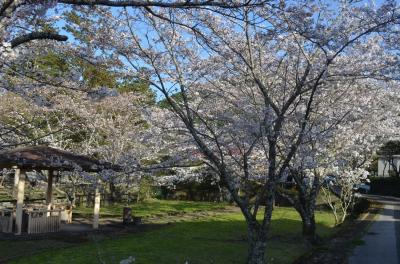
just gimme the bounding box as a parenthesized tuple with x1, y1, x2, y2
(0, 146, 121, 172)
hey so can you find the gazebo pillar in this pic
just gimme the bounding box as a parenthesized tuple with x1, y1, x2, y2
(93, 182, 101, 229)
(46, 170, 54, 216)
(15, 169, 26, 235)
(12, 167, 20, 197)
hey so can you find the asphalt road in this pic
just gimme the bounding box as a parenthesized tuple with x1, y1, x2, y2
(349, 194, 400, 264)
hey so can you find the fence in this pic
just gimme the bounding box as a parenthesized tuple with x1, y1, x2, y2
(0, 209, 13, 233)
(26, 209, 62, 234)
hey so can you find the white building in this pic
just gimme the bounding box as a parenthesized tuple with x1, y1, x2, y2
(378, 155, 400, 177)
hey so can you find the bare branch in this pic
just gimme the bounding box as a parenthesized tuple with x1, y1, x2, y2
(58, 0, 260, 8)
(11, 32, 68, 48)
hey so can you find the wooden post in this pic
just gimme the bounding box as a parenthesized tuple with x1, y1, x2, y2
(27, 212, 32, 234)
(93, 182, 100, 229)
(46, 170, 54, 216)
(13, 167, 20, 198)
(15, 169, 26, 235)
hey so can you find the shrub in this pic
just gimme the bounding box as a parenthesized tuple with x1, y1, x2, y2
(352, 198, 370, 218)
(370, 177, 400, 197)
(137, 176, 156, 201)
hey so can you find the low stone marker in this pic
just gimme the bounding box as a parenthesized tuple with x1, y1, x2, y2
(123, 207, 132, 224)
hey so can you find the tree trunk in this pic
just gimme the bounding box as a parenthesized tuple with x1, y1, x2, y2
(247, 225, 267, 264)
(136, 177, 142, 203)
(71, 186, 76, 207)
(217, 183, 224, 202)
(300, 212, 319, 244)
(340, 210, 348, 224)
(109, 181, 116, 204)
(276, 187, 320, 244)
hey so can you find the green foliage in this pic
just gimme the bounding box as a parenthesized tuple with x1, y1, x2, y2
(34, 52, 69, 78)
(170, 176, 223, 202)
(157, 92, 184, 109)
(0, 185, 12, 201)
(35, 19, 59, 34)
(138, 176, 156, 202)
(5, 51, 69, 81)
(63, 10, 93, 42)
(117, 78, 155, 105)
(378, 140, 400, 156)
(81, 62, 116, 89)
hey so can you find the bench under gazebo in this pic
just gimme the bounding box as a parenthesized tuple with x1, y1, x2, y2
(0, 145, 120, 235)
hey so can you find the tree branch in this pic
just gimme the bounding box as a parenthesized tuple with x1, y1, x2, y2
(11, 32, 68, 48)
(58, 0, 258, 8)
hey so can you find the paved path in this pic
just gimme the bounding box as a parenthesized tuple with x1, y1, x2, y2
(349, 195, 400, 264)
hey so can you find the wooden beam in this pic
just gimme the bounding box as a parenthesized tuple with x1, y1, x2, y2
(93, 183, 100, 229)
(15, 170, 26, 235)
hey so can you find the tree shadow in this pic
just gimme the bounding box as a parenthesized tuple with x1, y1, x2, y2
(1, 209, 336, 264)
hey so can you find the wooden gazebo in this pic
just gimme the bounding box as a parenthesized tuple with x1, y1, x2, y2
(0, 145, 120, 235)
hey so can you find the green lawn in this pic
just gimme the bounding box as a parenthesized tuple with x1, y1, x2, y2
(5, 201, 336, 264)
(74, 199, 228, 218)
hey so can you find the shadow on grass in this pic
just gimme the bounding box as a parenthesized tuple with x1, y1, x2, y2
(75, 200, 227, 218)
(6, 211, 335, 264)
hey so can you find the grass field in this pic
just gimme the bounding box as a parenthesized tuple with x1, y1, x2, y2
(2, 200, 337, 264)
(74, 199, 228, 218)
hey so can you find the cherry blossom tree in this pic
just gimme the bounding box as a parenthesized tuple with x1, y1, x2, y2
(68, 2, 400, 262)
(318, 82, 400, 224)
(0, 1, 399, 263)
(279, 73, 400, 239)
